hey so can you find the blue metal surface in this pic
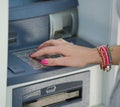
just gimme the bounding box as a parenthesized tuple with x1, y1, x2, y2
(9, 0, 78, 21)
(9, 0, 39, 7)
(9, 15, 49, 51)
(8, 0, 94, 86)
(8, 37, 94, 86)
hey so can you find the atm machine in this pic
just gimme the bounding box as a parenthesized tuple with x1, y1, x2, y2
(7, 0, 95, 107)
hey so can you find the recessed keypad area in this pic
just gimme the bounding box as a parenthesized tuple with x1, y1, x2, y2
(14, 48, 62, 70)
(14, 49, 47, 70)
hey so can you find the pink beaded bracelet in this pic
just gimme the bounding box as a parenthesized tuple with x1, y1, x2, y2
(97, 45, 112, 72)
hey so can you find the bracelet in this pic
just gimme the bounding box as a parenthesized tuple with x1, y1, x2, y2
(97, 45, 112, 72)
(106, 45, 113, 65)
(97, 48, 106, 70)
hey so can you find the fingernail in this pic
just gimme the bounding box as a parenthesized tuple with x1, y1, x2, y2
(41, 59, 48, 65)
(36, 47, 40, 50)
(29, 53, 34, 57)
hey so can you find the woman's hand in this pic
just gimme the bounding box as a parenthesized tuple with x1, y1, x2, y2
(30, 39, 101, 68)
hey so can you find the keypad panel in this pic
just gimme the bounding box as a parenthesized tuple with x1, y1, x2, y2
(14, 49, 46, 70)
(14, 49, 62, 70)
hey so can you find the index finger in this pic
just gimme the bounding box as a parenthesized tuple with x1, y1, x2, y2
(37, 39, 67, 50)
(31, 46, 63, 58)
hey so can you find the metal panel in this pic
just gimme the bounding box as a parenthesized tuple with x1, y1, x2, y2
(9, 16, 49, 51)
(9, 0, 78, 21)
(13, 71, 90, 107)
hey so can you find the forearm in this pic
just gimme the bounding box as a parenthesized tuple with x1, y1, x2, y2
(89, 46, 120, 65)
(110, 46, 120, 65)
(89, 46, 120, 66)
(31, 39, 120, 68)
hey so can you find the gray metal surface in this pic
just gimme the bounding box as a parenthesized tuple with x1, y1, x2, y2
(13, 71, 90, 107)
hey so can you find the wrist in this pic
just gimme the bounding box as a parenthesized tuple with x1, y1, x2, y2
(88, 48, 102, 65)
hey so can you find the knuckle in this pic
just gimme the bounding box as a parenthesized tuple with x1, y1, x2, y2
(50, 39, 56, 43)
(58, 38, 63, 41)
(57, 38, 66, 43)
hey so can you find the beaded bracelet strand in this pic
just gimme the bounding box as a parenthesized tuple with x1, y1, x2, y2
(97, 47, 106, 70)
(97, 45, 112, 72)
(100, 46, 111, 71)
(106, 45, 113, 67)
(100, 47, 108, 71)
(101, 46, 110, 65)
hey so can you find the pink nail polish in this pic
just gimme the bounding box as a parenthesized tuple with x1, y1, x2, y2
(41, 59, 48, 65)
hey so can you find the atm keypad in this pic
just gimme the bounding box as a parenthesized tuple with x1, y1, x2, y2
(14, 49, 61, 70)
(14, 49, 47, 70)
